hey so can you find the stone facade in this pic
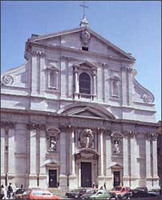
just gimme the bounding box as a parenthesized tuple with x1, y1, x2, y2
(1, 24, 160, 190)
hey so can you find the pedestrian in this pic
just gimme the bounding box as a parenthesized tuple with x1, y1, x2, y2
(0, 185, 4, 199)
(7, 183, 13, 199)
(104, 182, 107, 190)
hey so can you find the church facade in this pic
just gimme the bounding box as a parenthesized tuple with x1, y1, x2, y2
(1, 19, 160, 190)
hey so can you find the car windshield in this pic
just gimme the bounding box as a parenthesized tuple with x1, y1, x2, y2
(114, 187, 122, 191)
(87, 190, 96, 194)
(71, 189, 80, 192)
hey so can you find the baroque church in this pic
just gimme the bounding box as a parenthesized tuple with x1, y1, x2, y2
(1, 14, 160, 190)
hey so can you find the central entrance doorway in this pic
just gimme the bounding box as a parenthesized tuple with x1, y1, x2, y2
(81, 162, 92, 187)
(49, 169, 57, 188)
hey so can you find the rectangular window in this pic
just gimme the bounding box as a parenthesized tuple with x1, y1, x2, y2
(82, 46, 89, 51)
(48, 70, 58, 90)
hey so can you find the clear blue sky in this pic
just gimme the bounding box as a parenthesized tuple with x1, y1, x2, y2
(1, 1, 161, 121)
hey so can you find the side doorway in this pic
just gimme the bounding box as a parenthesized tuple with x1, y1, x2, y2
(49, 169, 57, 188)
(113, 171, 120, 187)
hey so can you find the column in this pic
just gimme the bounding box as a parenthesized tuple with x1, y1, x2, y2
(105, 134, 112, 190)
(29, 126, 37, 188)
(98, 129, 105, 188)
(152, 137, 159, 188)
(145, 137, 152, 189)
(39, 129, 47, 188)
(69, 127, 77, 189)
(59, 130, 67, 189)
(123, 135, 129, 186)
(121, 67, 127, 106)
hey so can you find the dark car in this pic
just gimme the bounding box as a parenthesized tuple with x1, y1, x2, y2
(14, 188, 25, 199)
(65, 189, 87, 199)
(122, 189, 158, 199)
(134, 187, 148, 192)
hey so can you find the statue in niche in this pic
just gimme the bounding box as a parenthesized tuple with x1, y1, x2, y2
(113, 140, 120, 154)
(80, 129, 93, 148)
(49, 136, 57, 151)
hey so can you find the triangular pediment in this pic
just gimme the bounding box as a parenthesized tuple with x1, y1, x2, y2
(58, 103, 116, 119)
(74, 60, 97, 70)
(27, 27, 135, 61)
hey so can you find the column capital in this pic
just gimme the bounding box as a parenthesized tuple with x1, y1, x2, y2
(127, 67, 133, 73)
(0, 121, 15, 130)
(123, 130, 138, 138)
(145, 132, 158, 141)
(27, 123, 46, 130)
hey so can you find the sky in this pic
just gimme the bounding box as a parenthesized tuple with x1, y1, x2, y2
(1, 1, 161, 121)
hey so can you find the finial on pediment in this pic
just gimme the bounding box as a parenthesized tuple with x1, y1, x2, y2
(80, 1, 89, 27)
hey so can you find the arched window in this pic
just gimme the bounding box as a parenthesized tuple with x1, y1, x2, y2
(79, 72, 91, 94)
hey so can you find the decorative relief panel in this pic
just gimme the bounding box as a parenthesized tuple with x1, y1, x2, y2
(80, 30, 91, 46)
(77, 128, 95, 149)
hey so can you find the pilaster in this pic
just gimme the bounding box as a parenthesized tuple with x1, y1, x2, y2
(152, 134, 160, 189)
(127, 67, 133, 105)
(1, 128, 5, 178)
(123, 133, 129, 186)
(28, 123, 46, 188)
(68, 126, 77, 189)
(59, 129, 67, 189)
(105, 133, 112, 190)
(121, 66, 127, 106)
(130, 131, 138, 188)
(98, 129, 105, 188)
(145, 134, 152, 189)
(39, 53, 46, 95)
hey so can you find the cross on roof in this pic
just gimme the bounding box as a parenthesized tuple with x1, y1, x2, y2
(80, 1, 89, 17)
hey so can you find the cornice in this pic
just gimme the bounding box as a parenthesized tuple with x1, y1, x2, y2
(1, 107, 159, 128)
(29, 41, 134, 64)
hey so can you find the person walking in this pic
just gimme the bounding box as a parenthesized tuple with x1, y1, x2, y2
(7, 183, 13, 199)
(0, 185, 4, 199)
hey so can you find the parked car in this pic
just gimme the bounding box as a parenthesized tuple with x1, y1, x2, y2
(65, 189, 87, 199)
(90, 189, 117, 200)
(81, 189, 97, 200)
(21, 188, 60, 199)
(110, 186, 131, 198)
(134, 187, 148, 192)
(14, 188, 25, 199)
(129, 189, 158, 198)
